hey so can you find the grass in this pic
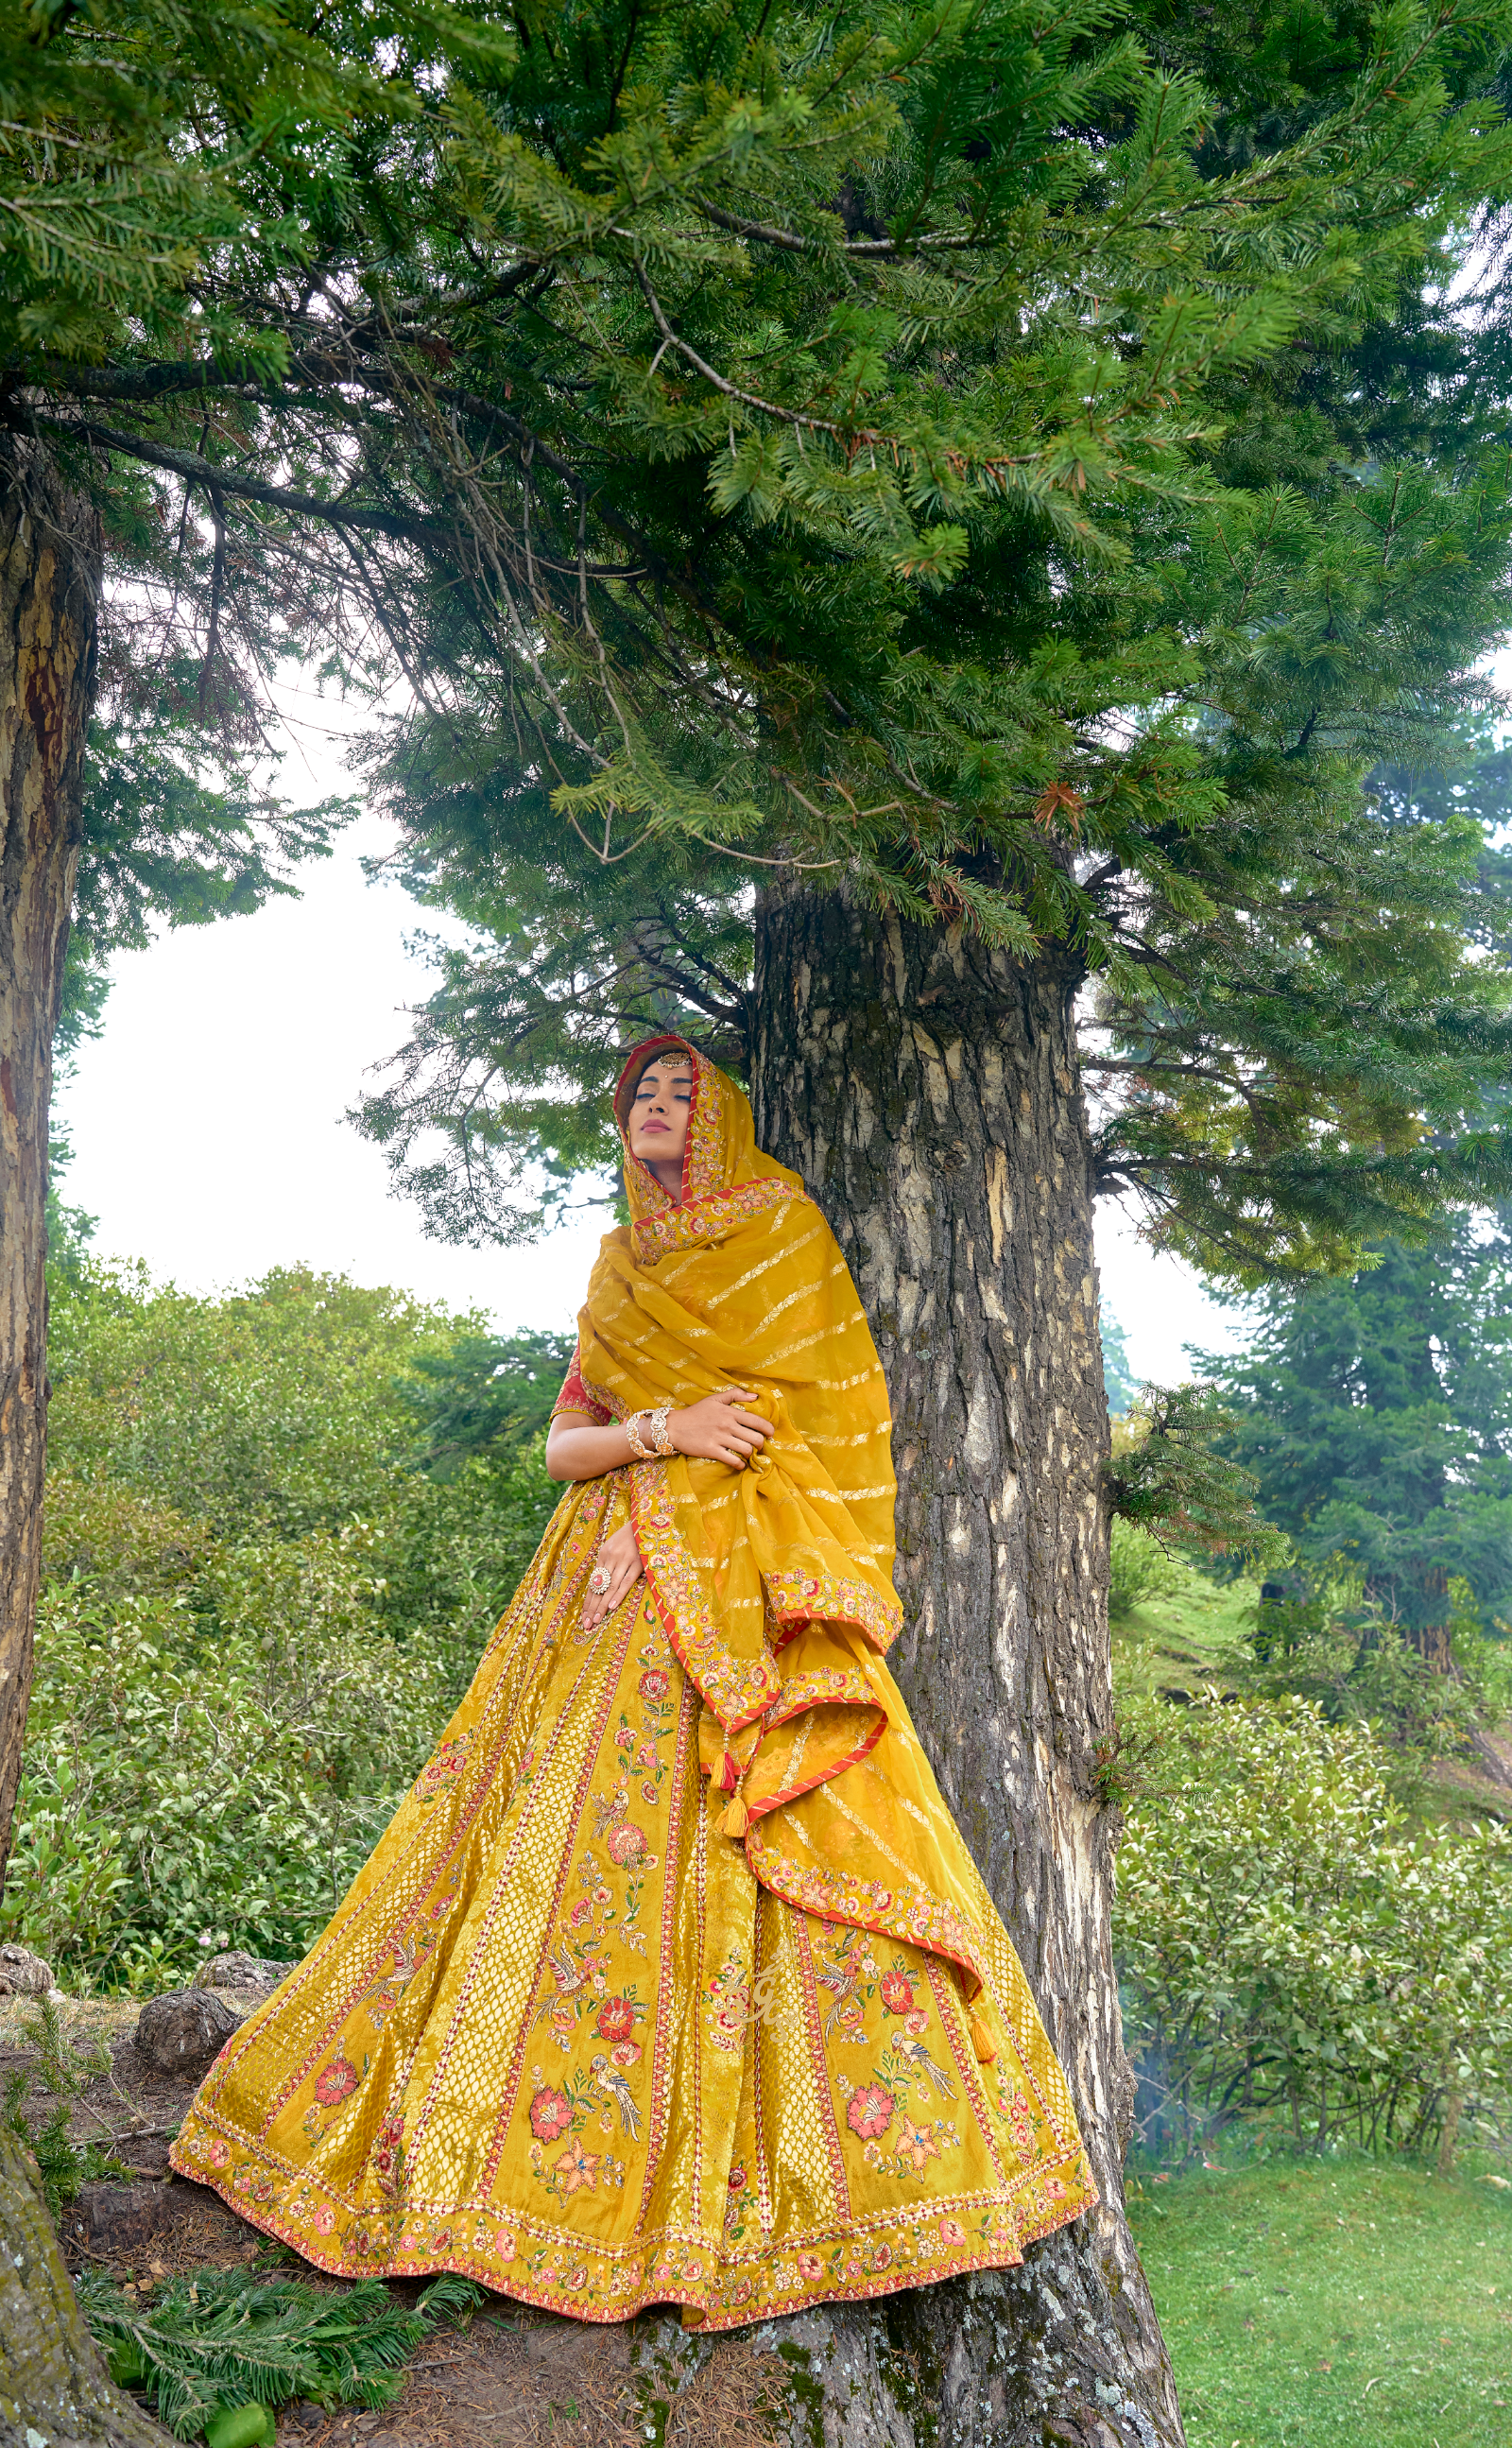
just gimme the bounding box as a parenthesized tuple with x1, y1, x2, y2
(1129, 2153, 1512, 2448)
(1111, 1559, 1257, 1704)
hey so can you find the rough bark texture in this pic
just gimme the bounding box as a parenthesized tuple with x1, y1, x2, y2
(0, 2127, 168, 2448)
(0, 440, 98, 1884)
(747, 881, 1182, 2448)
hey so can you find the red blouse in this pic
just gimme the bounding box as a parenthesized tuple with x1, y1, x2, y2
(550, 1338, 612, 1425)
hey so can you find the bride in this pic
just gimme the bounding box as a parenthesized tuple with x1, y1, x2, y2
(172, 1036, 1094, 2330)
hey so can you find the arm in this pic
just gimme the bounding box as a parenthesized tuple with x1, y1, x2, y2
(545, 1388, 773, 1483)
(545, 1412, 637, 1482)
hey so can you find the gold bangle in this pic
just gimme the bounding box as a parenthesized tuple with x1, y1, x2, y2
(625, 1410, 653, 1461)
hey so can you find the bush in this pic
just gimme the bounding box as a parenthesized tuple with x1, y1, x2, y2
(1108, 1517, 1187, 1623)
(7, 1264, 559, 1986)
(1116, 1693, 1512, 2165)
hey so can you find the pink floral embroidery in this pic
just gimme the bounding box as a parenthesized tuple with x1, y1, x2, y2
(938, 2215, 968, 2248)
(607, 1823, 649, 1867)
(313, 2056, 360, 2107)
(880, 1972, 915, 2014)
(529, 2086, 574, 2143)
(846, 2084, 895, 2141)
(639, 1668, 669, 1701)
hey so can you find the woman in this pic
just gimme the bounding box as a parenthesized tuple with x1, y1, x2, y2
(171, 1038, 1095, 2330)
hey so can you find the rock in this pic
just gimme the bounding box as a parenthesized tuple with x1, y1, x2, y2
(135, 1986, 247, 2076)
(193, 1949, 289, 1995)
(0, 1942, 54, 1997)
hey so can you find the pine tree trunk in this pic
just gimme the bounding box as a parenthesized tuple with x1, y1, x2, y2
(747, 880, 1183, 2448)
(0, 2127, 168, 2448)
(0, 440, 98, 1884)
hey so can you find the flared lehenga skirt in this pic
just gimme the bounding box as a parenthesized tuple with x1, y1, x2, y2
(171, 1475, 1096, 2331)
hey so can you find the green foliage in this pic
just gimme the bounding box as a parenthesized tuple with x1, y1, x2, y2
(1198, 1219, 1512, 1641)
(1108, 1383, 1290, 1565)
(2, 1999, 133, 2218)
(10, 0, 1512, 1269)
(79, 2266, 481, 2441)
(1108, 1516, 1186, 1625)
(398, 1326, 578, 1474)
(6, 1265, 560, 1984)
(1130, 2156, 1512, 2448)
(1116, 1696, 1512, 2164)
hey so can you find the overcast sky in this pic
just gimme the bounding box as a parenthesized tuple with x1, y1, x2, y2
(57, 693, 1238, 1383)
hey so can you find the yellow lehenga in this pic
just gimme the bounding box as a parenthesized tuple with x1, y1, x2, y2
(171, 1037, 1096, 2330)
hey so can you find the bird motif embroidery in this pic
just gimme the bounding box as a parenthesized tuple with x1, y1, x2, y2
(890, 2032, 957, 2100)
(590, 2052, 642, 2138)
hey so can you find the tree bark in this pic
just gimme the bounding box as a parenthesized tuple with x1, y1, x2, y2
(747, 881, 1183, 2448)
(0, 440, 99, 1885)
(0, 2126, 168, 2448)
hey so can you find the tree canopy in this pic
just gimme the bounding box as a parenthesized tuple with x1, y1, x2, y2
(11, 0, 1512, 1275)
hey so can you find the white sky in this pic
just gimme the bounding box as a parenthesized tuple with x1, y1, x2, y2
(56, 695, 1237, 1382)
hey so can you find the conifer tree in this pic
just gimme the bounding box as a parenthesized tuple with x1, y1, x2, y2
(1205, 1224, 1512, 1667)
(9, 4, 1512, 2440)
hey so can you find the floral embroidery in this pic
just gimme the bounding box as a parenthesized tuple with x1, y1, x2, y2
(312, 2055, 360, 2107)
(370, 2112, 405, 2198)
(705, 1951, 751, 2055)
(414, 1733, 472, 1803)
(529, 2086, 574, 2143)
(764, 1566, 901, 1654)
(846, 2084, 894, 2140)
(631, 1177, 797, 1267)
(631, 1463, 781, 1731)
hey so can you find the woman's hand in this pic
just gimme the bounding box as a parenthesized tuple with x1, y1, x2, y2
(670, 1388, 772, 1469)
(582, 1521, 644, 1629)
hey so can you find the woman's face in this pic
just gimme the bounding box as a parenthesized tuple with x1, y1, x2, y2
(627, 1059, 693, 1189)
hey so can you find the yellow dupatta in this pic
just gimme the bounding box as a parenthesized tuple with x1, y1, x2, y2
(571, 1038, 1010, 2038)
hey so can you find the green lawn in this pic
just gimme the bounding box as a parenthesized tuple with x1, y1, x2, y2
(1130, 2156, 1512, 2448)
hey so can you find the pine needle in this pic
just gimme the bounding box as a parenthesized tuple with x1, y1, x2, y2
(78, 2265, 484, 2440)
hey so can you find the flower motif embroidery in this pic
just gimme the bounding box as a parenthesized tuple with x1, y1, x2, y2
(610, 2041, 642, 2069)
(529, 2085, 574, 2143)
(937, 2215, 968, 2249)
(797, 2250, 825, 2282)
(607, 1823, 649, 1868)
(553, 2139, 599, 2196)
(639, 1668, 669, 1701)
(207, 2138, 231, 2169)
(898, 2115, 940, 2173)
(313, 2203, 337, 2235)
(846, 2084, 895, 2141)
(879, 1972, 914, 2015)
(313, 2056, 360, 2107)
(595, 1995, 636, 2044)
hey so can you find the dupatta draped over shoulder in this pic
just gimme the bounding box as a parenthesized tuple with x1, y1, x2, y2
(564, 1038, 999, 2022)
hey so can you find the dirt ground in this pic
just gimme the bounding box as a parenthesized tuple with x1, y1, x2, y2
(12, 2003, 785, 2448)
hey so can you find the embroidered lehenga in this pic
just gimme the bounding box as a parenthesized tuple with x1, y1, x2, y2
(171, 1038, 1096, 2330)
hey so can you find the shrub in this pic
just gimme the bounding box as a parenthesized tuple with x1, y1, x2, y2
(1108, 1518, 1187, 1623)
(1116, 1694, 1512, 2164)
(8, 1264, 559, 1985)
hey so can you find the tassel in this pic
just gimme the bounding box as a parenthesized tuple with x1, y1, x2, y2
(719, 1791, 749, 1839)
(970, 2010, 997, 2065)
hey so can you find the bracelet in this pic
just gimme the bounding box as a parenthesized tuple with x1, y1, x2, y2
(626, 1405, 677, 1460)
